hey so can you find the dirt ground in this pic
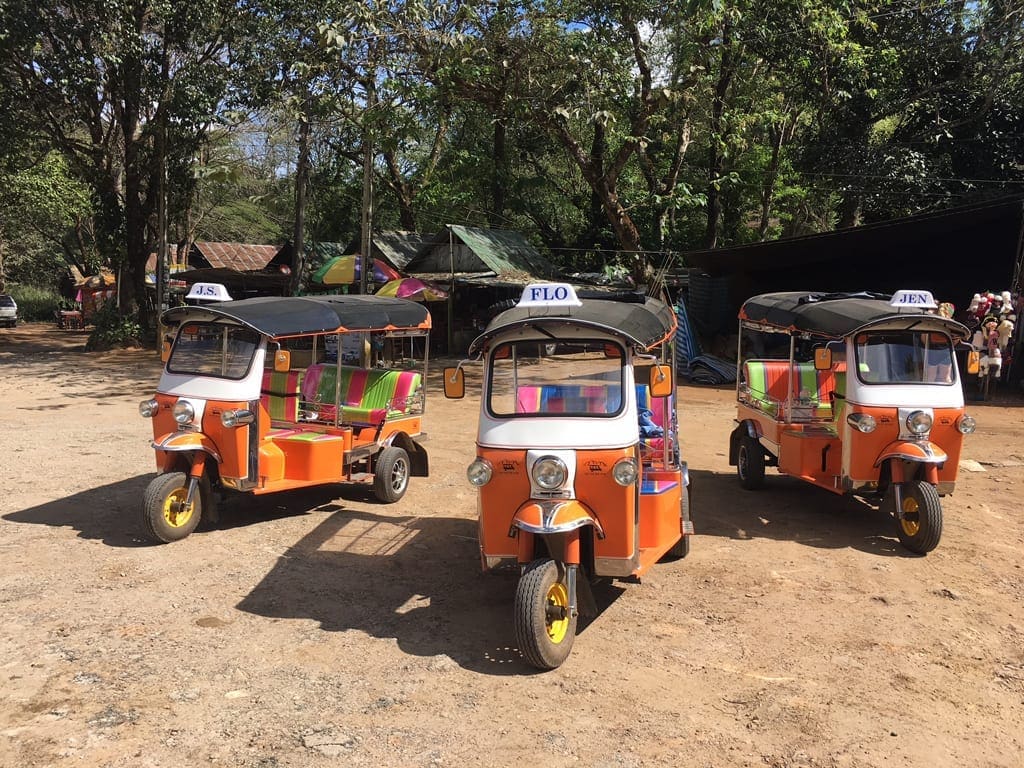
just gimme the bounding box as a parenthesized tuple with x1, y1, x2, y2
(1, 322, 1023, 768)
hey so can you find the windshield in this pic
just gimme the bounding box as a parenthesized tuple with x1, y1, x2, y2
(854, 331, 956, 385)
(168, 322, 260, 379)
(488, 339, 625, 417)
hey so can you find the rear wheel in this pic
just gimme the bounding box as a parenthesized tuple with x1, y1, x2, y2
(737, 434, 765, 490)
(895, 480, 943, 554)
(373, 446, 410, 503)
(142, 471, 206, 543)
(514, 559, 576, 670)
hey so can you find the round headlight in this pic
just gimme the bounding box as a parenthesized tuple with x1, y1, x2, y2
(847, 412, 877, 434)
(532, 456, 568, 490)
(956, 414, 977, 435)
(906, 410, 932, 435)
(612, 458, 638, 486)
(138, 399, 159, 418)
(173, 400, 195, 425)
(467, 459, 493, 487)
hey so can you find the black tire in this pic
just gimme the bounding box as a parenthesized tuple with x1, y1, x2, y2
(514, 559, 577, 670)
(663, 484, 691, 560)
(142, 471, 205, 543)
(373, 446, 410, 503)
(895, 480, 943, 554)
(737, 434, 766, 490)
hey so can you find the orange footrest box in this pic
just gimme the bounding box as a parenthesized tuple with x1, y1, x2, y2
(277, 431, 345, 482)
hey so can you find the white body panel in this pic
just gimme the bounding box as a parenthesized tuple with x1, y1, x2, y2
(157, 347, 267, 402)
(477, 329, 641, 450)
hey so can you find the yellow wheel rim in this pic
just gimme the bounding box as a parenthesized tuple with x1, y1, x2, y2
(545, 581, 570, 644)
(163, 487, 194, 529)
(901, 496, 921, 537)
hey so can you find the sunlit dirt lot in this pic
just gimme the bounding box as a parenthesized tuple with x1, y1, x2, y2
(1, 322, 1022, 768)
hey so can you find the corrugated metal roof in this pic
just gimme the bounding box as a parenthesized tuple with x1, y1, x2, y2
(372, 231, 433, 271)
(407, 226, 556, 280)
(194, 242, 280, 271)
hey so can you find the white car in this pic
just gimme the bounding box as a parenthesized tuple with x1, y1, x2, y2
(0, 294, 16, 328)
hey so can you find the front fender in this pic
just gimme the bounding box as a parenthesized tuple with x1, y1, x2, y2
(152, 431, 222, 463)
(874, 440, 947, 467)
(512, 500, 605, 539)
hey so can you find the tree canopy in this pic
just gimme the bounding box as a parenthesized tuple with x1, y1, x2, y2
(1, 0, 1021, 326)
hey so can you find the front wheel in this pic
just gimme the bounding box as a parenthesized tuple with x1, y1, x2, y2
(142, 471, 206, 543)
(895, 480, 943, 554)
(737, 434, 766, 490)
(373, 446, 410, 503)
(514, 559, 577, 670)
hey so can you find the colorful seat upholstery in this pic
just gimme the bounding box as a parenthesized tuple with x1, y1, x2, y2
(261, 369, 305, 422)
(301, 364, 422, 425)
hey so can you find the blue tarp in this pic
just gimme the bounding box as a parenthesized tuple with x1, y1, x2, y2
(675, 299, 737, 385)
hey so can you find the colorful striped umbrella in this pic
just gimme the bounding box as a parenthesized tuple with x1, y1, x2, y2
(311, 255, 402, 286)
(375, 277, 449, 302)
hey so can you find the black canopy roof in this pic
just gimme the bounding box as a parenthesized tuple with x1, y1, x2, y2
(162, 294, 431, 338)
(469, 293, 677, 354)
(740, 291, 970, 340)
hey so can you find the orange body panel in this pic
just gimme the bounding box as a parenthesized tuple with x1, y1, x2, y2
(201, 400, 251, 479)
(739, 400, 965, 490)
(778, 432, 843, 493)
(477, 449, 533, 562)
(637, 469, 682, 551)
(927, 409, 965, 484)
(574, 449, 636, 562)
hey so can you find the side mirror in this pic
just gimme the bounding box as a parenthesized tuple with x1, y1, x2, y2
(814, 347, 832, 370)
(160, 336, 172, 362)
(649, 363, 673, 397)
(443, 367, 465, 399)
(966, 349, 980, 375)
(274, 349, 291, 372)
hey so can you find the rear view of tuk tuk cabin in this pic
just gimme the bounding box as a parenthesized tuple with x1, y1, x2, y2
(139, 293, 432, 543)
(730, 290, 976, 554)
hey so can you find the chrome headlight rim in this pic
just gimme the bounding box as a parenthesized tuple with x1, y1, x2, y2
(846, 412, 877, 434)
(906, 410, 932, 435)
(172, 400, 196, 425)
(532, 456, 568, 491)
(467, 458, 493, 487)
(956, 414, 977, 435)
(138, 399, 159, 418)
(221, 409, 255, 428)
(612, 457, 638, 486)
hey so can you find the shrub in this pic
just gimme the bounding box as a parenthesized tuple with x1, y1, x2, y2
(85, 303, 144, 351)
(6, 284, 62, 321)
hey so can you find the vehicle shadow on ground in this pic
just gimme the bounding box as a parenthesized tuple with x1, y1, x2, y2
(236, 507, 625, 675)
(1, 475, 340, 548)
(692, 468, 918, 557)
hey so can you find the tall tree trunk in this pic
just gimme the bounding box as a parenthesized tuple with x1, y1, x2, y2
(490, 118, 506, 227)
(705, 21, 735, 249)
(758, 124, 786, 240)
(291, 113, 311, 296)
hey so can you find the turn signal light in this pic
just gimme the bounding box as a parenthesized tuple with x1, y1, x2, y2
(221, 409, 255, 428)
(467, 459, 493, 487)
(956, 414, 977, 435)
(847, 412, 877, 433)
(612, 458, 638, 486)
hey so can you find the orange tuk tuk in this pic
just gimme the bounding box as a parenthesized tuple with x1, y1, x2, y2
(730, 290, 976, 553)
(138, 293, 431, 543)
(444, 282, 693, 668)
